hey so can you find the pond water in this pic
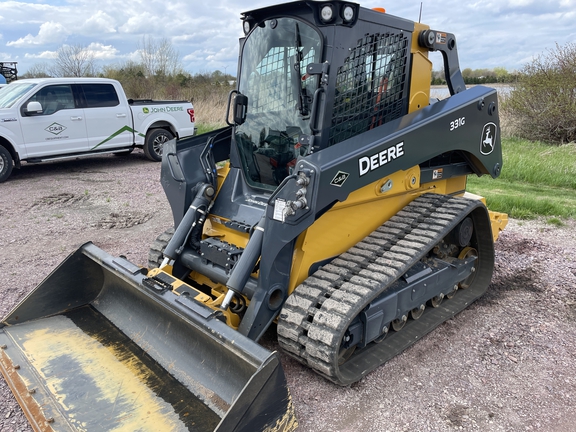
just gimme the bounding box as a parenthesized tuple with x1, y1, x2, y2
(430, 84, 512, 100)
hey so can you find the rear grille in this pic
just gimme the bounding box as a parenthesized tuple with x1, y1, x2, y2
(329, 32, 409, 146)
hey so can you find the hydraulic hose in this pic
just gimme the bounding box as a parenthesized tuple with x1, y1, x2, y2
(221, 215, 266, 309)
(163, 183, 215, 261)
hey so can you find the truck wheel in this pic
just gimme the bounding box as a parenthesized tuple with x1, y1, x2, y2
(0, 145, 14, 183)
(144, 129, 174, 162)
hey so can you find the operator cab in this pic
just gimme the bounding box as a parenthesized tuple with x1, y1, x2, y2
(233, 1, 413, 191)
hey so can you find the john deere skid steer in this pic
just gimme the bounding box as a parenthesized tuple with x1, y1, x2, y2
(0, 2, 508, 430)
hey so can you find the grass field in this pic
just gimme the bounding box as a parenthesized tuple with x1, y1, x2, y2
(467, 138, 576, 222)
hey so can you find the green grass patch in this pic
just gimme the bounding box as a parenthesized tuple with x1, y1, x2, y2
(468, 138, 576, 220)
(195, 123, 225, 135)
(497, 138, 576, 188)
(547, 217, 566, 227)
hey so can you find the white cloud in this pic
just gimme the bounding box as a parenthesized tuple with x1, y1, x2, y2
(0, 52, 13, 60)
(23, 43, 121, 62)
(124, 49, 141, 63)
(24, 50, 58, 59)
(2, 0, 575, 75)
(508, 0, 536, 6)
(86, 42, 119, 60)
(118, 12, 157, 34)
(83, 11, 117, 35)
(7, 21, 68, 47)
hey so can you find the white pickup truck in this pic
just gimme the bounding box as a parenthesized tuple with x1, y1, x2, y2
(0, 77, 196, 182)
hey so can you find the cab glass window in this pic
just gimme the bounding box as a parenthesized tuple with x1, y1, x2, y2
(81, 84, 120, 108)
(25, 85, 75, 115)
(0, 83, 37, 108)
(235, 18, 322, 190)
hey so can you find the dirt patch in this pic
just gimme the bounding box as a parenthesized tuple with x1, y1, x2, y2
(445, 404, 471, 428)
(1, 151, 575, 432)
(95, 211, 153, 229)
(31, 192, 88, 207)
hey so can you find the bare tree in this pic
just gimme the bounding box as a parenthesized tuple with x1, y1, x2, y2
(138, 36, 181, 77)
(20, 63, 52, 79)
(50, 44, 98, 77)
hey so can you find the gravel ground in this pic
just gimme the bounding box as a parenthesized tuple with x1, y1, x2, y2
(1, 152, 575, 432)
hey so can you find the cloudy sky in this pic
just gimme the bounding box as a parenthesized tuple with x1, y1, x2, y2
(0, 0, 574, 76)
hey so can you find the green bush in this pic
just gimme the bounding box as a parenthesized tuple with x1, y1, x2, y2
(502, 43, 576, 144)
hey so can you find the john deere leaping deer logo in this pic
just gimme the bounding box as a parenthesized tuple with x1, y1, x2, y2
(480, 122, 497, 155)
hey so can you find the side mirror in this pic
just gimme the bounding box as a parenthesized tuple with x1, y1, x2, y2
(226, 90, 248, 126)
(24, 101, 43, 116)
(233, 93, 248, 125)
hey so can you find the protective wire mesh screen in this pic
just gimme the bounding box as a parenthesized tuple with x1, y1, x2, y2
(329, 32, 409, 146)
(249, 47, 316, 113)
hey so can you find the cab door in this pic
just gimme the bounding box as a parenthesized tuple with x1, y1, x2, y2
(80, 83, 134, 151)
(19, 84, 88, 157)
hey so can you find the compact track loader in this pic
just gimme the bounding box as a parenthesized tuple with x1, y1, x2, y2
(0, 2, 508, 431)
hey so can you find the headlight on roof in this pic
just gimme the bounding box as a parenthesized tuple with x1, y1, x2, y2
(320, 4, 335, 23)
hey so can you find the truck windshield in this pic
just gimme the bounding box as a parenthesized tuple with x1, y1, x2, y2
(235, 17, 321, 190)
(0, 83, 37, 109)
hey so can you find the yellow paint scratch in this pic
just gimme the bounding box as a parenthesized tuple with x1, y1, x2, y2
(19, 315, 188, 432)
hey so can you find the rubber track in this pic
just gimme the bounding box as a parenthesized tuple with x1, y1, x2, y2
(277, 193, 494, 386)
(148, 227, 175, 268)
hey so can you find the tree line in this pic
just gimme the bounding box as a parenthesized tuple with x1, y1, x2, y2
(21, 39, 235, 103)
(23, 38, 521, 93)
(431, 67, 518, 85)
(24, 38, 527, 93)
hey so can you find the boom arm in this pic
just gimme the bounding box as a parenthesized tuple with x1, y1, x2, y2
(418, 29, 466, 95)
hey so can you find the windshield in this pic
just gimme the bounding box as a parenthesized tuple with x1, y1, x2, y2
(235, 17, 321, 190)
(0, 83, 37, 109)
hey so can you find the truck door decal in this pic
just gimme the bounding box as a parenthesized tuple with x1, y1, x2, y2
(91, 125, 144, 150)
(45, 123, 67, 135)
